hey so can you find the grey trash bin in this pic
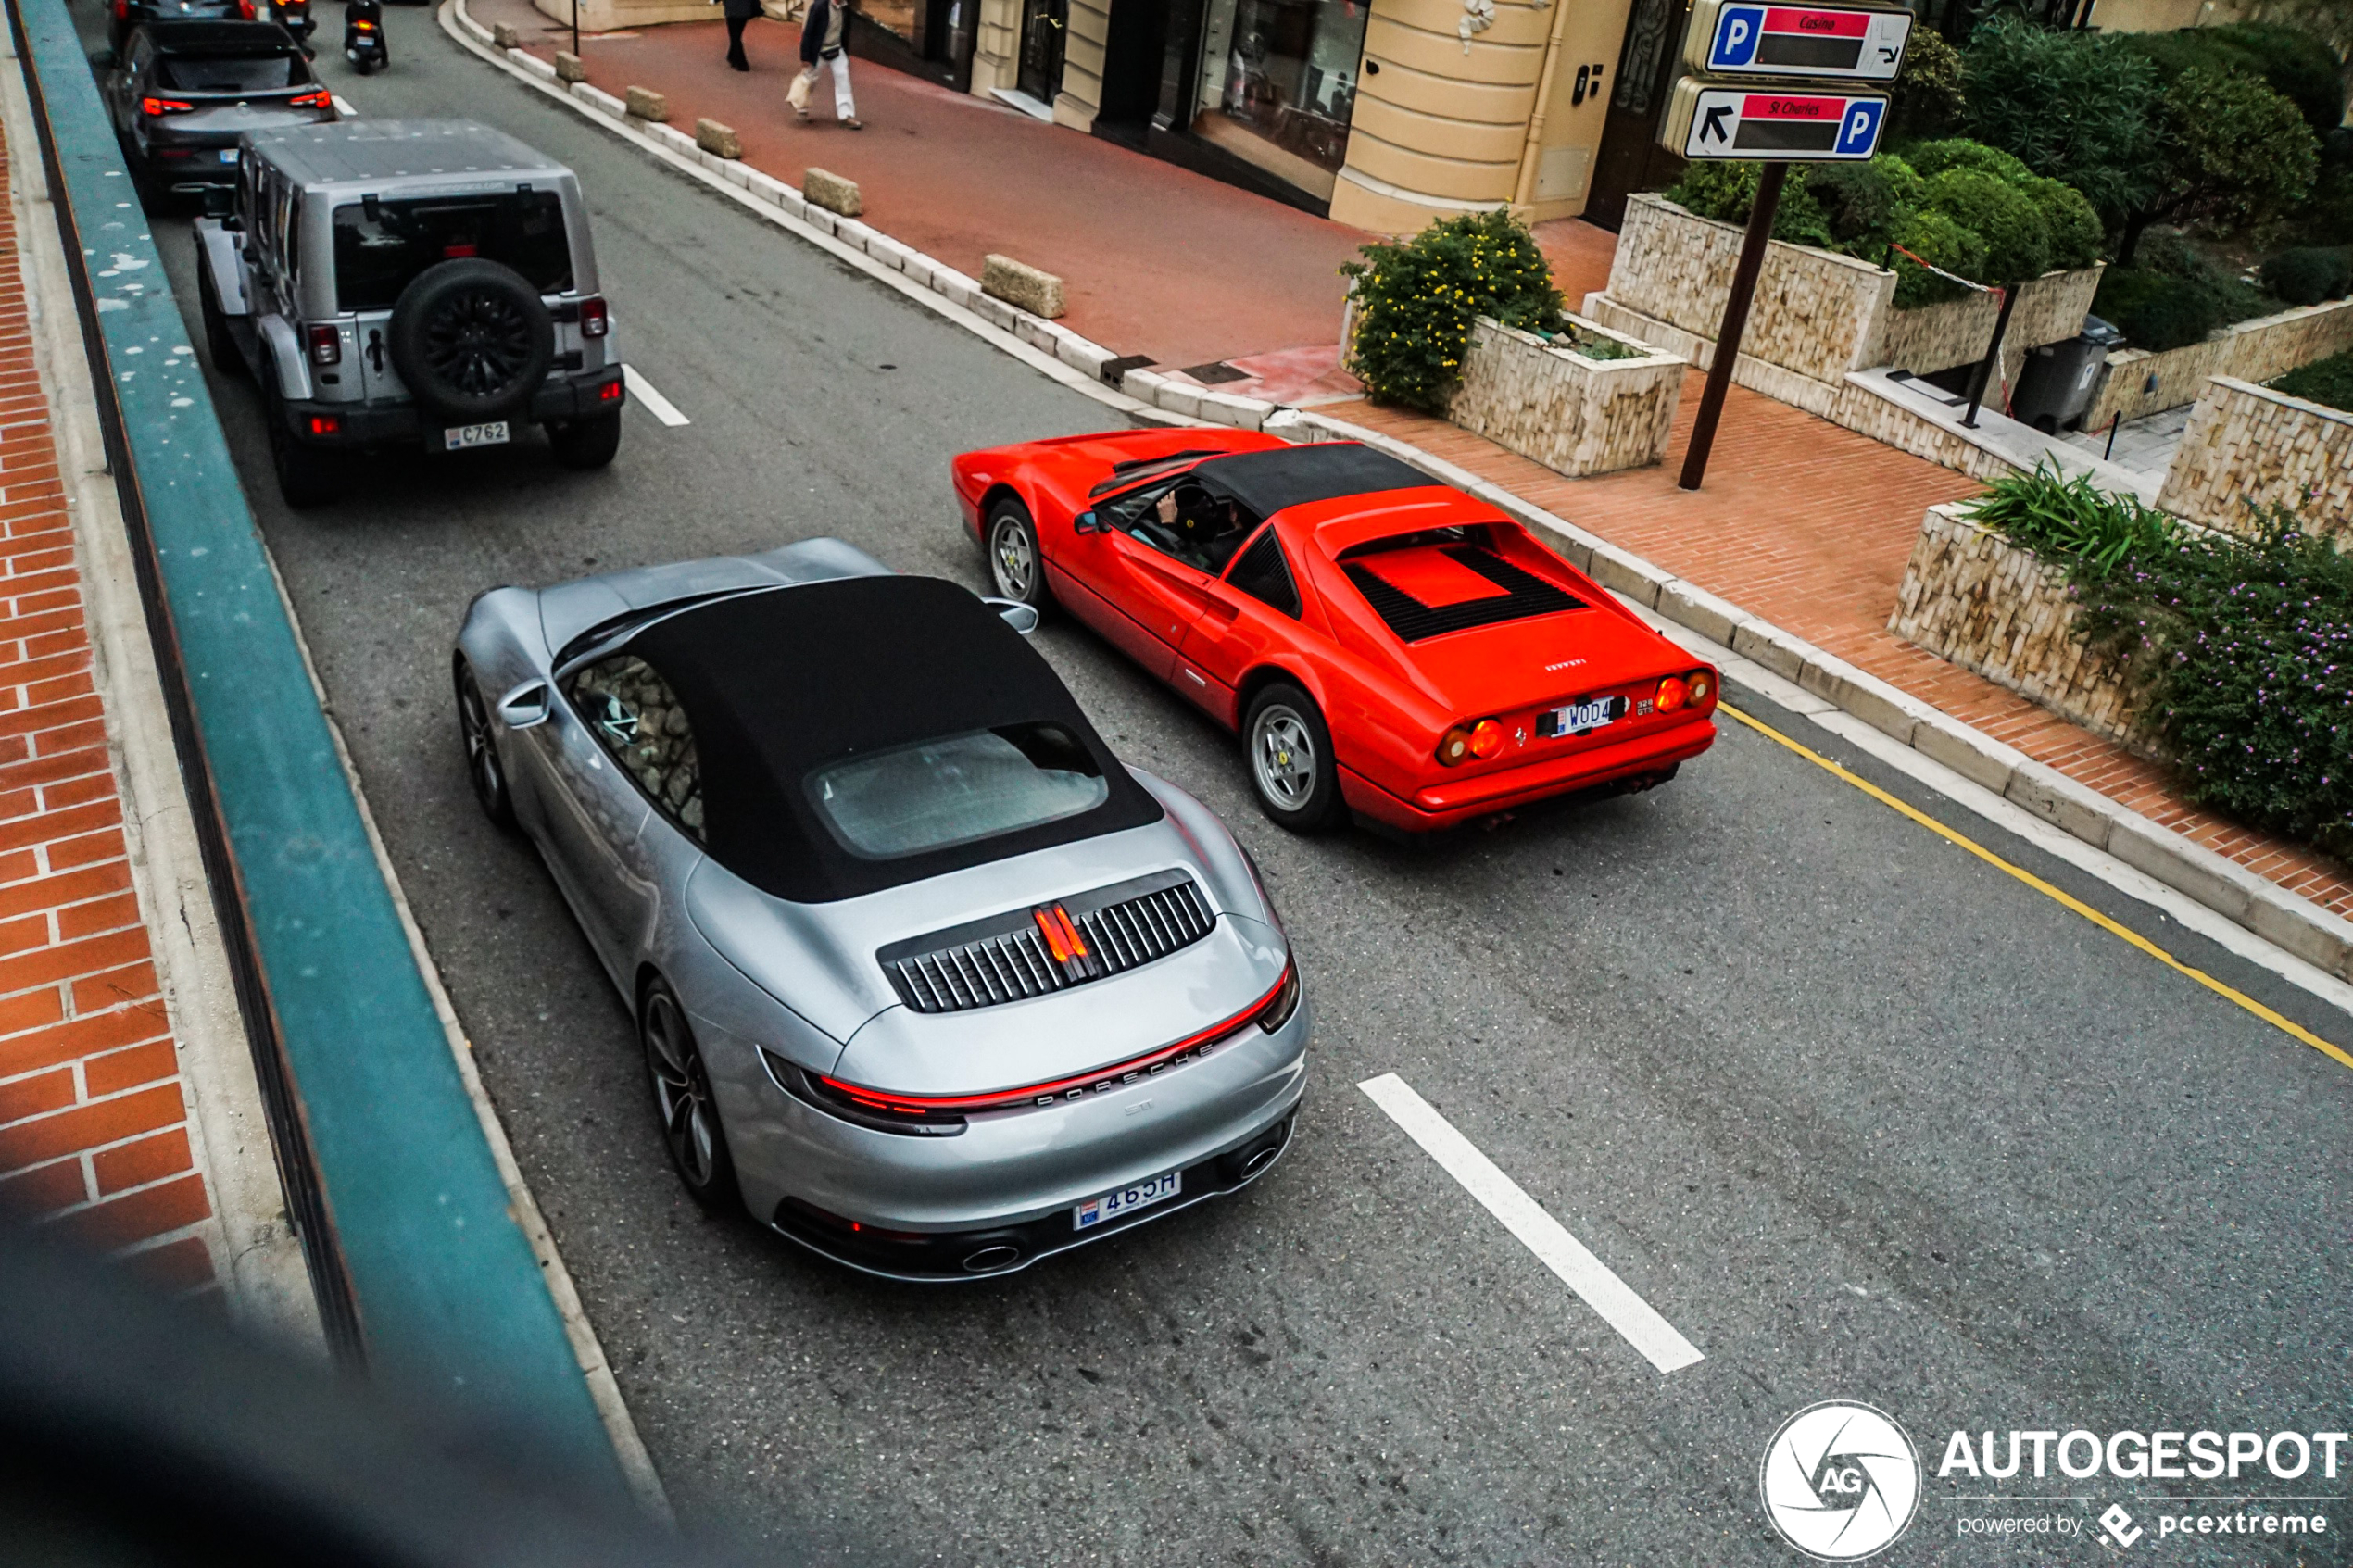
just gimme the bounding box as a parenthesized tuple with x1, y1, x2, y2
(2012, 315, 2125, 433)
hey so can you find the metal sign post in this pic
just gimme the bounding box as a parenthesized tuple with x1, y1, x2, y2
(1678, 161, 1786, 491)
(1960, 283, 2019, 428)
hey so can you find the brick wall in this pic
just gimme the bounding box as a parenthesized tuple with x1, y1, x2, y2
(2154, 377, 2353, 541)
(0, 135, 216, 1292)
(2089, 297, 2353, 427)
(1888, 503, 2146, 748)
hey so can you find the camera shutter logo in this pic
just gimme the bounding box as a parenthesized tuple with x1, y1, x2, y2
(1759, 1401, 1921, 1560)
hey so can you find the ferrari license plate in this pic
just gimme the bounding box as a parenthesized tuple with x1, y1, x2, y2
(443, 420, 510, 451)
(1541, 696, 1620, 737)
(1074, 1169, 1181, 1231)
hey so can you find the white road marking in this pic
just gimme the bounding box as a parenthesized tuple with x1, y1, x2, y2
(622, 363, 688, 426)
(1357, 1073, 1705, 1374)
(333, 94, 357, 117)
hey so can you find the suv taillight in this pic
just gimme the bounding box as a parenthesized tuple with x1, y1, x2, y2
(236, 0, 256, 17)
(305, 324, 341, 366)
(287, 89, 332, 108)
(139, 96, 195, 116)
(578, 295, 609, 338)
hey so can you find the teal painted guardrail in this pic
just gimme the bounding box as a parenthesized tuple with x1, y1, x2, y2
(6, 0, 623, 1483)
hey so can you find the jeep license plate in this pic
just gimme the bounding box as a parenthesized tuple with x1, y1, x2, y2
(443, 421, 510, 451)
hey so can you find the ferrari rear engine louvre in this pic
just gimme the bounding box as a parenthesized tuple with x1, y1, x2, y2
(1341, 544, 1585, 643)
(880, 870, 1216, 1014)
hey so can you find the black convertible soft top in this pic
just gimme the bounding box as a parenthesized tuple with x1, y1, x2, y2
(630, 575, 1162, 903)
(1190, 442, 1435, 520)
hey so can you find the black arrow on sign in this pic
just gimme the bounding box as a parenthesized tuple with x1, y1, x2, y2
(1879, 45, 1896, 60)
(1700, 104, 1733, 143)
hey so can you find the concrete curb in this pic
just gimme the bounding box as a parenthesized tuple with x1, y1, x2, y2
(444, 0, 2353, 985)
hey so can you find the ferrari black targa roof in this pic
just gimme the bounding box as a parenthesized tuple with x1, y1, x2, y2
(1191, 443, 1435, 520)
(627, 575, 1162, 903)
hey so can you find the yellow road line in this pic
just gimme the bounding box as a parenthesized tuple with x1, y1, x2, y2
(1719, 701, 2353, 1072)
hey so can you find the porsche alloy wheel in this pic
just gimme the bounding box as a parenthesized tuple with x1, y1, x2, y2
(642, 981, 738, 1212)
(1244, 683, 1341, 833)
(453, 659, 516, 831)
(986, 500, 1049, 612)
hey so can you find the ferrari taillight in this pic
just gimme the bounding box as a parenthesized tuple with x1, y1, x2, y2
(1655, 675, 1689, 713)
(1437, 718, 1504, 767)
(1687, 669, 1716, 707)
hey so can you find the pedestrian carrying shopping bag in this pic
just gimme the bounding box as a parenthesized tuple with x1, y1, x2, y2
(787, 66, 814, 112)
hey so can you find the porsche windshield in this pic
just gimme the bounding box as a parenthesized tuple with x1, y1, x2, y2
(805, 723, 1109, 860)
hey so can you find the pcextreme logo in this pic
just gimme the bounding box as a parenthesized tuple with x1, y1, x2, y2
(1760, 1401, 1923, 1561)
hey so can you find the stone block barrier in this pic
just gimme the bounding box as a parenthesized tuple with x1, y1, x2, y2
(803, 167, 862, 218)
(694, 118, 740, 159)
(982, 254, 1064, 320)
(623, 84, 668, 122)
(554, 50, 585, 82)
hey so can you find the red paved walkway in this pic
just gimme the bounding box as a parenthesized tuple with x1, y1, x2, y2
(0, 132, 219, 1287)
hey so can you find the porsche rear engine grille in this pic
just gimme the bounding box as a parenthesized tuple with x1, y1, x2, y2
(879, 870, 1215, 1014)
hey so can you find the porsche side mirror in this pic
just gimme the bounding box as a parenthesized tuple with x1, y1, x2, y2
(497, 680, 552, 729)
(982, 598, 1040, 636)
(1072, 509, 1102, 535)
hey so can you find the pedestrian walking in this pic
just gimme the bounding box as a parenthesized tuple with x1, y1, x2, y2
(719, 0, 760, 71)
(788, 0, 859, 128)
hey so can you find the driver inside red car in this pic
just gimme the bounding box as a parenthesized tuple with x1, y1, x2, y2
(1152, 481, 1252, 574)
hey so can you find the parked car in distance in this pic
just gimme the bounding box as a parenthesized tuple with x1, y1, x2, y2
(955, 429, 1721, 834)
(453, 542, 1307, 1280)
(194, 119, 625, 508)
(106, 0, 258, 55)
(104, 22, 331, 207)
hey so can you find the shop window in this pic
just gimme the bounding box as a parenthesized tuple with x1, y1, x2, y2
(851, 0, 923, 44)
(1193, 0, 1365, 199)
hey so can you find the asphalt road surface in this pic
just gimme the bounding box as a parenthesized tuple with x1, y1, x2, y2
(104, 14, 2353, 1564)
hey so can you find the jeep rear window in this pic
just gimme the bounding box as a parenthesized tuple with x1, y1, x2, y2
(154, 52, 309, 92)
(330, 192, 572, 312)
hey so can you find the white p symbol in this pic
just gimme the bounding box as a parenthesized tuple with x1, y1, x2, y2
(1725, 17, 1749, 52)
(1846, 107, 1871, 141)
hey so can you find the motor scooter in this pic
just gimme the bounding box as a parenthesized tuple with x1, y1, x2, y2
(276, 0, 316, 55)
(344, 0, 386, 73)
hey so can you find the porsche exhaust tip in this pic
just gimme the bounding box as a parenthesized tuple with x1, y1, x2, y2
(1242, 1145, 1282, 1178)
(962, 1244, 1024, 1273)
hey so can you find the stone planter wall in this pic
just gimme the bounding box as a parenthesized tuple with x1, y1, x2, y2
(1597, 194, 2104, 383)
(2088, 297, 2353, 428)
(1447, 315, 1687, 477)
(2155, 377, 2353, 543)
(1889, 503, 2149, 750)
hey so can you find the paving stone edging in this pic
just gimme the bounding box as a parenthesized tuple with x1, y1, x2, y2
(445, 0, 2353, 987)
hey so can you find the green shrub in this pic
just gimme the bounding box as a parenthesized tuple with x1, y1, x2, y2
(1883, 208, 1985, 307)
(2092, 265, 2225, 349)
(1806, 157, 1922, 244)
(1960, 18, 2158, 223)
(1970, 466, 2353, 864)
(1890, 29, 1966, 142)
(2120, 65, 2320, 259)
(1660, 160, 1832, 245)
(1905, 137, 2036, 185)
(2272, 348, 2353, 411)
(2020, 176, 2104, 271)
(2262, 245, 2353, 306)
(2117, 20, 2346, 135)
(1920, 168, 2051, 283)
(1339, 209, 1564, 415)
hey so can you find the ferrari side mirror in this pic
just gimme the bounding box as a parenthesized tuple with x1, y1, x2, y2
(497, 680, 552, 729)
(1072, 509, 1101, 535)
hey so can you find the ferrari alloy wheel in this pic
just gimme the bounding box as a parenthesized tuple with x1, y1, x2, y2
(642, 980, 739, 1212)
(1243, 682, 1342, 833)
(453, 658, 516, 831)
(986, 499, 1050, 613)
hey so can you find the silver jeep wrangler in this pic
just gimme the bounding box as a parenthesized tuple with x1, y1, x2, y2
(195, 119, 625, 507)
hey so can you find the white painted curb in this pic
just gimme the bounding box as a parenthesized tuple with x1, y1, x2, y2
(441, 0, 2353, 985)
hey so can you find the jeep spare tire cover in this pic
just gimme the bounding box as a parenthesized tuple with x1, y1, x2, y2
(387, 258, 555, 424)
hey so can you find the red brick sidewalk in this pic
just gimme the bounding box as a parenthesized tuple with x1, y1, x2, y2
(0, 132, 218, 1289)
(1340, 385, 2353, 920)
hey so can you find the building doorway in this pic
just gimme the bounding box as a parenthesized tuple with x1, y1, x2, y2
(1018, 0, 1068, 105)
(1584, 0, 1689, 230)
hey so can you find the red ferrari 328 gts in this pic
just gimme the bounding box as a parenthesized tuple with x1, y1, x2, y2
(951, 427, 1718, 834)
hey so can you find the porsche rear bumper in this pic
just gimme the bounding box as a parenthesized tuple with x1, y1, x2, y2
(1343, 715, 1717, 831)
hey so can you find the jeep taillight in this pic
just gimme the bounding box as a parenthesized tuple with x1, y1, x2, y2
(578, 295, 609, 338)
(305, 324, 341, 367)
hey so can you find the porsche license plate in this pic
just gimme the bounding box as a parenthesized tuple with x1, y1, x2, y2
(1074, 1169, 1181, 1231)
(443, 420, 510, 451)
(1541, 696, 1620, 738)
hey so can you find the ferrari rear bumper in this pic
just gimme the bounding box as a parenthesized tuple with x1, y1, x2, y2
(1343, 716, 1717, 831)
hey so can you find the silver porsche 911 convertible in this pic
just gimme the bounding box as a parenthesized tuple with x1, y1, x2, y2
(452, 541, 1307, 1279)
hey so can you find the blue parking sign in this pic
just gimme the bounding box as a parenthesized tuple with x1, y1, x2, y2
(1834, 96, 1884, 157)
(1707, 4, 1766, 69)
